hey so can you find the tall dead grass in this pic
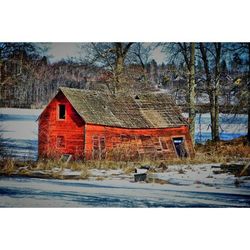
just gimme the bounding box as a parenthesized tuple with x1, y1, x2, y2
(0, 159, 16, 175)
(195, 137, 250, 163)
(1, 137, 249, 178)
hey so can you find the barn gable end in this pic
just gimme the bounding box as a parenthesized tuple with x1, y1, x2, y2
(38, 91, 85, 159)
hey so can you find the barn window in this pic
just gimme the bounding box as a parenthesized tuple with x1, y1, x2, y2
(100, 137, 106, 150)
(92, 136, 106, 160)
(121, 134, 129, 142)
(57, 136, 65, 148)
(93, 136, 99, 150)
(58, 104, 66, 120)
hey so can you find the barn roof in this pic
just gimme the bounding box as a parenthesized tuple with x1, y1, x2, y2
(58, 87, 187, 129)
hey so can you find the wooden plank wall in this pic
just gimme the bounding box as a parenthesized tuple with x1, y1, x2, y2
(85, 124, 194, 161)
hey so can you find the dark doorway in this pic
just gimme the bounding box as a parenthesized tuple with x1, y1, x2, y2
(172, 137, 187, 158)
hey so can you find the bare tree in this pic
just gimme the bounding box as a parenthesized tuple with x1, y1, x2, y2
(129, 43, 156, 69)
(247, 43, 250, 145)
(189, 43, 196, 143)
(165, 43, 196, 144)
(214, 43, 222, 141)
(80, 42, 134, 93)
(238, 43, 250, 145)
(199, 43, 222, 141)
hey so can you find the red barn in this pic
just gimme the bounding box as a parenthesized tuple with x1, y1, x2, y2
(38, 87, 194, 161)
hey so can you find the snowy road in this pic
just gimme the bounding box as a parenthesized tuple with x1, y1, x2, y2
(1, 177, 250, 207)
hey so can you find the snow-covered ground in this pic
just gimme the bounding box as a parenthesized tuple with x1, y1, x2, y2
(0, 108, 248, 160)
(0, 108, 42, 159)
(1, 164, 250, 207)
(0, 108, 42, 140)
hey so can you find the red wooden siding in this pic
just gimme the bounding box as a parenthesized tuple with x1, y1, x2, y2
(38, 90, 195, 161)
(38, 92, 85, 159)
(84, 124, 194, 160)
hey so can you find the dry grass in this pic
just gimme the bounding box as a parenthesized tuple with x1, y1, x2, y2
(194, 136, 250, 163)
(146, 137, 250, 166)
(70, 161, 84, 171)
(36, 159, 64, 171)
(123, 165, 136, 174)
(51, 171, 64, 179)
(106, 143, 139, 161)
(0, 159, 16, 175)
(0, 137, 249, 179)
(80, 167, 89, 179)
(96, 176, 105, 181)
(31, 159, 136, 178)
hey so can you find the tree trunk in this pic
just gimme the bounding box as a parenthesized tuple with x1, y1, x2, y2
(214, 43, 221, 141)
(199, 43, 216, 141)
(0, 49, 2, 83)
(209, 92, 216, 140)
(247, 43, 250, 145)
(189, 43, 196, 144)
(177, 42, 196, 143)
(114, 42, 133, 93)
(214, 88, 220, 141)
(0, 62, 2, 83)
(115, 52, 124, 87)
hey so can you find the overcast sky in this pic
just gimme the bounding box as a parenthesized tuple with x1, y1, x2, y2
(46, 43, 167, 64)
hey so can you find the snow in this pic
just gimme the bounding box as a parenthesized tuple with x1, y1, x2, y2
(153, 164, 240, 188)
(0, 108, 43, 116)
(1, 121, 37, 140)
(0, 108, 42, 140)
(61, 169, 82, 176)
(0, 163, 250, 207)
(90, 169, 124, 177)
(0, 169, 250, 207)
(0, 108, 42, 159)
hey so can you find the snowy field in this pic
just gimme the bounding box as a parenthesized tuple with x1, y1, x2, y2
(182, 112, 247, 142)
(1, 163, 250, 207)
(0, 108, 248, 160)
(1, 164, 250, 207)
(0, 108, 42, 160)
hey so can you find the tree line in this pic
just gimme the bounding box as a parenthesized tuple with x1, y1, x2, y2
(0, 42, 249, 144)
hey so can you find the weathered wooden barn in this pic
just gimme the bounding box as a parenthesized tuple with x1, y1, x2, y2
(38, 87, 194, 160)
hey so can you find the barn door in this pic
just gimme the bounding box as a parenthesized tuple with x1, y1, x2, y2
(172, 137, 187, 158)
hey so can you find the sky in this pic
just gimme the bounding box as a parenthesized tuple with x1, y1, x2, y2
(48, 43, 80, 62)
(46, 43, 167, 64)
